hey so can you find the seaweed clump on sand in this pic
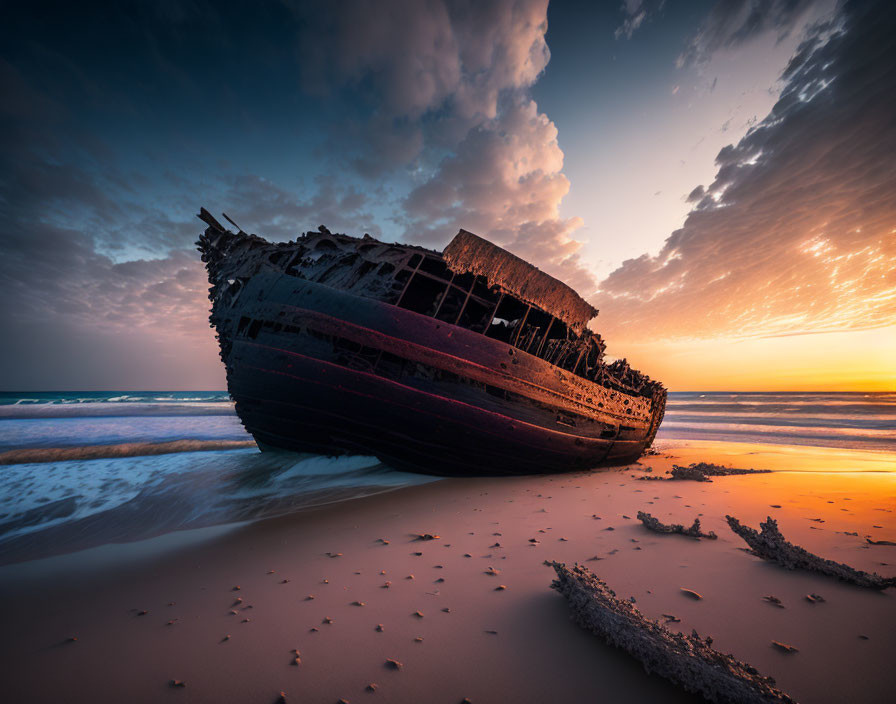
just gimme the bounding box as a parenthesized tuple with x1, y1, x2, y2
(550, 562, 796, 704)
(637, 511, 717, 539)
(670, 463, 772, 482)
(726, 516, 896, 590)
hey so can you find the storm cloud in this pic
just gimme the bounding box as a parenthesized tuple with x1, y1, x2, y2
(0, 0, 592, 387)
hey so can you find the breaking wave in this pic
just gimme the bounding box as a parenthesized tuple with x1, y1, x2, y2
(0, 448, 436, 565)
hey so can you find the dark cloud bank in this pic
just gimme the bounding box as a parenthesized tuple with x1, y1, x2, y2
(0, 0, 893, 388)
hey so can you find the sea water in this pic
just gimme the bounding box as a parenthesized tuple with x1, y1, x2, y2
(658, 391, 896, 451)
(0, 391, 893, 563)
(0, 392, 436, 564)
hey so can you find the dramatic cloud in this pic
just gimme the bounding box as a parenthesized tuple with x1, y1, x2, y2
(290, 0, 592, 285)
(401, 95, 591, 292)
(614, 0, 666, 40)
(1, 0, 593, 387)
(596, 1, 896, 344)
(677, 0, 820, 67)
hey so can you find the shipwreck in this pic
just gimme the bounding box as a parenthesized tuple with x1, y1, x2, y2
(197, 208, 666, 476)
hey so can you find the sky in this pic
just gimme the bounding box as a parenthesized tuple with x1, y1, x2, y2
(1, 0, 894, 391)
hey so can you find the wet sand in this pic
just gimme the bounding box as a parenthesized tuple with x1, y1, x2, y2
(1, 441, 894, 703)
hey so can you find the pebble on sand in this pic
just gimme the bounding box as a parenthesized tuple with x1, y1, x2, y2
(375, 624, 385, 632)
(484, 566, 500, 576)
(762, 595, 785, 608)
(680, 588, 703, 600)
(805, 593, 825, 603)
(413, 611, 424, 618)
(366, 683, 378, 692)
(352, 601, 366, 607)
(323, 617, 334, 624)
(169, 680, 186, 688)
(385, 658, 402, 670)
(495, 585, 507, 591)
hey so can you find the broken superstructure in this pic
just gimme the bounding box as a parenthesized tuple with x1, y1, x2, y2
(197, 208, 666, 475)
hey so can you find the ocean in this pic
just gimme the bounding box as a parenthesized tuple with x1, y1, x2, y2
(0, 390, 893, 564)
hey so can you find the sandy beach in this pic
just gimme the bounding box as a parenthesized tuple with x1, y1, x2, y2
(1, 440, 894, 704)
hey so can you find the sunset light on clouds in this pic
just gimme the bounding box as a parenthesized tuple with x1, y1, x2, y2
(1, 0, 893, 391)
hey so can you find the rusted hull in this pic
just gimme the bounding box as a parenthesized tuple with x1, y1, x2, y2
(217, 274, 661, 476)
(228, 341, 641, 475)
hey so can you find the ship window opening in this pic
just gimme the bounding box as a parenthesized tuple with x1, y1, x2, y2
(472, 278, 501, 304)
(601, 428, 617, 439)
(397, 273, 447, 315)
(452, 271, 476, 291)
(355, 259, 378, 278)
(247, 319, 262, 339)
(419, 256, 450, 278)
(237, 317, 250, 335)
(318, 253, 358, 283)
(434, 284, 468, 323)
(485, 384, 508, 400)
(516, 308, 551, 354)
(407, 253, 423, 268)
(486, 296, 528, 343)
(377, 262, 396, 276)
(458, 298, 491, 332)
